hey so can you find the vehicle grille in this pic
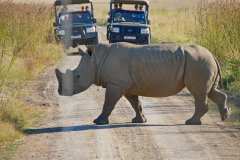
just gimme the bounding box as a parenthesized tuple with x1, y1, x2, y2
(121, 26, 140, 35)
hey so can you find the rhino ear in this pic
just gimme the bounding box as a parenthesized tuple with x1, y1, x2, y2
(86, 45, 96, 56)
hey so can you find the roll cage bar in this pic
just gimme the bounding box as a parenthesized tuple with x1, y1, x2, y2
(110, 0, 149, 6)
(109, 0, 150, 23)
(54, 0, 92, 6)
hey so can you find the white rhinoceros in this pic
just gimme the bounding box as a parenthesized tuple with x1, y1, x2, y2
(55, 42, 230, 125)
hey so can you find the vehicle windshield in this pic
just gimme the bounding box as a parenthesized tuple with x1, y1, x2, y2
(112, 10, 146, 24)
(58, 11, 92, 25)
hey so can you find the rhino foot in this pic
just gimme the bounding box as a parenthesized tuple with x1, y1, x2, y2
(93, 115, 109, 125)
(220, 107, 231, 121)
(132, 115, 147, 123)
(185, 118, 202, 125)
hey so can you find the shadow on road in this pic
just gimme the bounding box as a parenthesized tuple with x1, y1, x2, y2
(24, 123, 184, 135)
(24, 123, 239, 135)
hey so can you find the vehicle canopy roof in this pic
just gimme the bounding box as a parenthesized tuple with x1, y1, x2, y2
(55, 0, 92, 6)
(110, 0, 149, 6)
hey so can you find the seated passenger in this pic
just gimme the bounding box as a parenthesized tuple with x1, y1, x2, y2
(134, 4, 138, 10)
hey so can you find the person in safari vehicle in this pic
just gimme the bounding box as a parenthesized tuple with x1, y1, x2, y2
(53, 0, 98, 49)
(107, 0, 151, 44)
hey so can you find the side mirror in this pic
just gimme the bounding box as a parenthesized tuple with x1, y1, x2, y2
(93, 18, 97, 23)
(53, 22, 57, 27)
(147, 20, 151, 25)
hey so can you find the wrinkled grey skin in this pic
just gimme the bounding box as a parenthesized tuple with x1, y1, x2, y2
(56, 42, 230, 125)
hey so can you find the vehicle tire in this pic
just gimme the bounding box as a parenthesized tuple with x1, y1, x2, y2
(146, 35, 151, 44)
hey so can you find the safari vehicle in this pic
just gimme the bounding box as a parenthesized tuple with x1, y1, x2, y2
(53, 0, 98, 48)
(107, 0, 151, 44)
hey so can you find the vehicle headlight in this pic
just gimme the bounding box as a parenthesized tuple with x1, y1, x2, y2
(111, 27, 120, 33)
(58, 29, 65, 36)
(141, 28, 150, 34)
(86, 26, 96, 33)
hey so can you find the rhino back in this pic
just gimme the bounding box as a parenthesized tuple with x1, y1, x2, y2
(100, 43, 133, 89)
(129, 43, 186, 97)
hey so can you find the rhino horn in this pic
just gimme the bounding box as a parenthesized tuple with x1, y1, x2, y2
(55, 68, 63, 95)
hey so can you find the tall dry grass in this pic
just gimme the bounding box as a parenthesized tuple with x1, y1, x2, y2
(150, 8, 195, 43)
(195, 0, 240, 95)
(93, 0, 109, 26)
(0, 1, 61, 153)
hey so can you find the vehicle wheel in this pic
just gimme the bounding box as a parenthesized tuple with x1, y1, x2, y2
(147, 35, 151, 44)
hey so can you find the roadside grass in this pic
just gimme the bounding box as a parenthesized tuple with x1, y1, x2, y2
(93, 0, 109, 26)
(150, 8, 196, 43)
(0, 123, 22, 160)
(0, 0, 61, 155)
(195, 0, 240, 96)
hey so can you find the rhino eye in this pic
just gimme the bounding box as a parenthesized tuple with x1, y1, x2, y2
(76, 75, 80, 78)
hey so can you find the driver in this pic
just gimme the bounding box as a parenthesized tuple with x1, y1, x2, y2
(114, 12, 126, 22)
(134, 4, 138, 10)
(81, 6, 85, 11)
(119, 3, 122, 9)
(114, 3, 118, 9)
(85, 6, 89, 11)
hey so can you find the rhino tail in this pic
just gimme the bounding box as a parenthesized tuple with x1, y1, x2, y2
(212, 56, 223, 89)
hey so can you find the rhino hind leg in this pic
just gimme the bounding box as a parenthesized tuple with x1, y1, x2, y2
(208, 88, 230, 121)
(185, 95, 208, 125)
(93, 84, 123, 125)
(125, 95, 147, 123)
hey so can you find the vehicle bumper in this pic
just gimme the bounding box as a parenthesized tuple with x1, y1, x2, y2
(72, 32, 98, 45)
(58, 32, 98, 45)
(109, 33, 150, 44)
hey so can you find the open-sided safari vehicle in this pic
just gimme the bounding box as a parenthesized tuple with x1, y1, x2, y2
(53, 0, 98, 48)
(107, 0, 151, 44)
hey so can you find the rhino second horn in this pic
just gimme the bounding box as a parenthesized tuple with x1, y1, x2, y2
(55, 69, 62, 81)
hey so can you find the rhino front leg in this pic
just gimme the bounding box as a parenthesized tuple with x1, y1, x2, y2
(93, 84, 123, 125)
(125, 95, 147, 123)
